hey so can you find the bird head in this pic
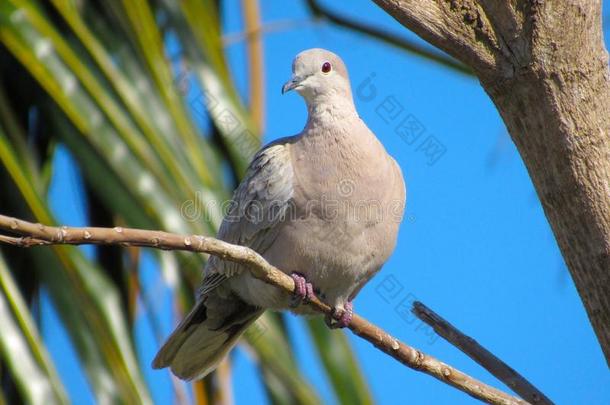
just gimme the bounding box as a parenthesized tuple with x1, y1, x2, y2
(282, 48, 352, 103)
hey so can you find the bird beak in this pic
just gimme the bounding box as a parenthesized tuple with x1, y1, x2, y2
(282, 76, 301, 94)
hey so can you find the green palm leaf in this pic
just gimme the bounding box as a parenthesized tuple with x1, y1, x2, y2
(0, 252, 68, 405)
(0, 127, 151, 403)
(306, 318, 374, 405)
(0, 0, 377, 403)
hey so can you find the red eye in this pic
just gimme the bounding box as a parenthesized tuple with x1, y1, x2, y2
(321, 62, 332, 73)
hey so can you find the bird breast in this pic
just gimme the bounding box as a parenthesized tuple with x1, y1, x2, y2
(264, 122, 405, 304)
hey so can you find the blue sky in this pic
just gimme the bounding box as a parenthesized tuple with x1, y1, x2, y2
(45, 1, 609, 404)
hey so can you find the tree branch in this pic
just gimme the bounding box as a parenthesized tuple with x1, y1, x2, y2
(0, 214, 528, 405)
(371, 0, 610, 365)
(412, 302, 553, 404)
(304, 0, 474, 77)
(370, 0, 504, 76)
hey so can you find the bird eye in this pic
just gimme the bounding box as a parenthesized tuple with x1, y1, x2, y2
(321, 62, 332, 74)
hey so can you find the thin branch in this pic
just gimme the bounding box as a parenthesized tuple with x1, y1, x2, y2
(305, 0, 474, 77)
(412, 302, 553, 405)
(0, 214, 528, 405)
(241, 0, 265, 133)
(222, 19, 320, 46)
(223, 3, 473, 77)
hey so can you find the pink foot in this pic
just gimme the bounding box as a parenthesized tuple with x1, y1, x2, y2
(326, 301, 353, 329)
(290, 273, 314, 307)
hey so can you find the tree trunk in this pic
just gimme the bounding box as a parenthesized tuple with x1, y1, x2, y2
(372, 0, 610, 364)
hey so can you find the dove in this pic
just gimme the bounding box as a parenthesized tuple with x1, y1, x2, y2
(153, 48, 406, 380)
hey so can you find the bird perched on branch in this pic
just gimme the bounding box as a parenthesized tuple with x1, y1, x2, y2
(153, 48, 406, 380)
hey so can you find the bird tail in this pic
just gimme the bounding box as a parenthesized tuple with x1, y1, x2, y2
(152, 292, 263, 380)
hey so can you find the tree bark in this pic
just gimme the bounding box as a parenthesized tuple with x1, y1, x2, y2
(371, 0, 610, 364)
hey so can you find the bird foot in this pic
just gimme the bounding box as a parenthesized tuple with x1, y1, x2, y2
(290, 273, 314, 307)
(325, 301, 353, 329)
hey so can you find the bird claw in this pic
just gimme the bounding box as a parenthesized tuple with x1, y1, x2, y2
(289, 274, 352, 328)
(325, 301, 353, 329)
(290, 273, 314, 307)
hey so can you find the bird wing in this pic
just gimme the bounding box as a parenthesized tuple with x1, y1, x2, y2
(199, 138, 295, 296)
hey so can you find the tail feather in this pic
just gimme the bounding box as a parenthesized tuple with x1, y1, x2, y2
(152, 293, 262, 380)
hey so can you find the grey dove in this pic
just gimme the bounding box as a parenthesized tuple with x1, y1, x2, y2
(153, 48, 406, 380)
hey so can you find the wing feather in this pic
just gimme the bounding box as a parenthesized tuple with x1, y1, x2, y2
(199, 139, 295, 293)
